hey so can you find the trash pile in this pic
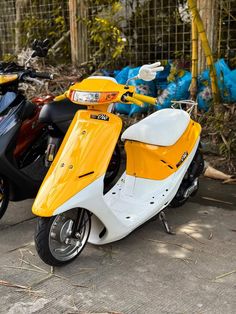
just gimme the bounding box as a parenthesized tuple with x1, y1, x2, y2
(112, 59, 236, 116)
(197, 59, 236, 110)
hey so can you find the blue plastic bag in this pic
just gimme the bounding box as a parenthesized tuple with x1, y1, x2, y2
(155, 62, 171, 91)
(199, 59, 231, 83)
(197, 59, 236, 109)
(198, 59, 231, 97)
(114, 66, 157, 116)
(222, 69, 236, 102)
(155, 71, 192, 110)
(115, 66, 130, 84)
(197, 86, 212, 111)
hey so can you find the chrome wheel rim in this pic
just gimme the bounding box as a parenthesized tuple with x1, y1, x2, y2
(49, 209, 90, 262)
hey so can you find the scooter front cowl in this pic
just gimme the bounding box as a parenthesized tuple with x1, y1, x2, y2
(32, 110, 122, 217)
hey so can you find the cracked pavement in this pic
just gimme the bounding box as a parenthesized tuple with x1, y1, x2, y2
(0, 178, 235, 314)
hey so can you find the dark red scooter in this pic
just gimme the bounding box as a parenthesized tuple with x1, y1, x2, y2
(0, 40, 121, 220)
(0, 40, 54, 219)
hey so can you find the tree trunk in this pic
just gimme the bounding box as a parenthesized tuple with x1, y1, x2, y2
(197, 0, 219, 72)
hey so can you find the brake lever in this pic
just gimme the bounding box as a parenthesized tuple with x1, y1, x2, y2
(23, 77, 44, 86)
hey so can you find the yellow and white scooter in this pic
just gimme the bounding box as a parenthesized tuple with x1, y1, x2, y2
(32, 62, 204, 266)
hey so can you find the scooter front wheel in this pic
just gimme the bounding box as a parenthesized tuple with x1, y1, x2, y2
(0, 176, 9, 220)
(35, 208, 91, 266)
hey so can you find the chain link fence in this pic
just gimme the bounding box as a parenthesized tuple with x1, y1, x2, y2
(218, 0, 236, 58)
(0, 0, 70, 60)
(0, 0, 235, 66)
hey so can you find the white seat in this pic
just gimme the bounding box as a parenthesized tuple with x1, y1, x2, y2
(121, 109, 190, 146)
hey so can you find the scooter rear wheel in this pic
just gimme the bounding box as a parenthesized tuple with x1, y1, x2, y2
(35, 208, 91, 266)
(0, 176, 9, 220)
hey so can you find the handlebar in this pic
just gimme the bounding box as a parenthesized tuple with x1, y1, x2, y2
(125, 95, 144, 106)
(20, 69, 54, 82)
(133, 93, 157, 105)
(124, 93, 157, 107)
(24, 77, 44, 86)
(31, 71, 54, 80)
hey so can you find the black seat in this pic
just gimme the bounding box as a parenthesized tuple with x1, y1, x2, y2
(39, 98, 86, 133)
(22, 101, 37, 119)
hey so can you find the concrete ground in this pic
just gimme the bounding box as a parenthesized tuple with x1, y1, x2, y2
(0, 177, 235, 314)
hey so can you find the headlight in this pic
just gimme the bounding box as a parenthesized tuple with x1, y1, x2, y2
(69, 91, 118, 105)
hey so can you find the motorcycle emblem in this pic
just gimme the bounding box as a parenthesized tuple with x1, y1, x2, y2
(176, 151, 188, 168)
(90, 114, 109, 121)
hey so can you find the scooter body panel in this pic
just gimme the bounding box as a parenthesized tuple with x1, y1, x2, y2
(14, 95, 54, 158)
(32, 110, 122, 217)
(52, 137, 200, 244)
(0, 100, 41, 200)
(125, 120, 201, 180)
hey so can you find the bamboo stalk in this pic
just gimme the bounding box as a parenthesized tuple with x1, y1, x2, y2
(190, 20, 198, 101)
(188, 0, 220, 108)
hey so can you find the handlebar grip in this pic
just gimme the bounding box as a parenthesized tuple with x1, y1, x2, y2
(133, 93, 157, 105)
(125, 96, 144, 106)
(33, 72, 54, 80)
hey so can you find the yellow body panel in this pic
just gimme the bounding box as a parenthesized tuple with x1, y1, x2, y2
(32, 110, 122, 217)
(54, 93, 67, 101)
(70, 78, 134, 93)
(125, 120, 201, 180)
(0, 74, 18, 84)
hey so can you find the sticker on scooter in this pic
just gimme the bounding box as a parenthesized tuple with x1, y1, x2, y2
(176, 151, 188, 168)
(90, 114, 109, 121)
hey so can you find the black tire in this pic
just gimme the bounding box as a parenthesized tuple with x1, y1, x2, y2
(0, 176, 9, 220)
(104, 144, 121, 185)
(169, 148, 203, 208)
(169, 177, 199, 208)
(35, 209, 91, 266)
(169, 196, 188, 208)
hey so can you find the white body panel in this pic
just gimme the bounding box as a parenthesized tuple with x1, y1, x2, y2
(121, 109, 190, 146)
(53, 137, 200, 245)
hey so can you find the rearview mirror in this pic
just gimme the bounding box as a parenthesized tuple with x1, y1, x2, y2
(31, 39, 50, 58)
(138, 62, 164, 81)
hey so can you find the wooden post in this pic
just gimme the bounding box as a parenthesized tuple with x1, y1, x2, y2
(69, 0, 79, 65)
(15, 0, 21, 54)
(69, 0, 88, 66)
(15, 0, 30, 54)
(78, 0, 88, 64)
(0, 0, 10, 56)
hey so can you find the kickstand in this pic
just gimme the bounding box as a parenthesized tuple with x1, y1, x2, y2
(159, 211, 175, 235)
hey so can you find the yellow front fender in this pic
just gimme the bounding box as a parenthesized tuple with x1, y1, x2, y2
(32, 110, 122, 217)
